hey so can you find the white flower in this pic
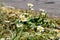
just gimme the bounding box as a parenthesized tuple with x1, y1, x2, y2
(0, 38, 5, 40)
(41, 13, 46, 16)
(27, 3, 34, 7)
(20, 15, 27, 22)
(37, 26, 44, 32)
(39, 9, 45, 12)
(16, 24, 23, 27)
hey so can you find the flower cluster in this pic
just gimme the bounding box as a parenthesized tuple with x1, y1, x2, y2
(15, 3, 56, 31)
(27, 3, 34, 13)
(0, 3, 60, 40)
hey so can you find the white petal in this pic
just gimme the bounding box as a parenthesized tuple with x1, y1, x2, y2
(41, 13, 45, 16)
(37, 26, 44, 32)
(21, 18, 27, 22)
(42, 30, 44, 32)
(28, 3, 34, 7)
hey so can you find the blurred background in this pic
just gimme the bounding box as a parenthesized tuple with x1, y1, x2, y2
(0, 0, 60, 17)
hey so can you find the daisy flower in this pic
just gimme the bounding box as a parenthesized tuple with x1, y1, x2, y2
(37, 26, 44, 32)
(27, 3, 34, 7)
(20, 15, 27, 22)
(41, 13, 46, 16)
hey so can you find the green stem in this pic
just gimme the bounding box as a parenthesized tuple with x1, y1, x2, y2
(12, 28, 23, 40)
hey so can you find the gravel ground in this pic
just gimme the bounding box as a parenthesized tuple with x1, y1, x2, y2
(0, 0, 60, 16)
